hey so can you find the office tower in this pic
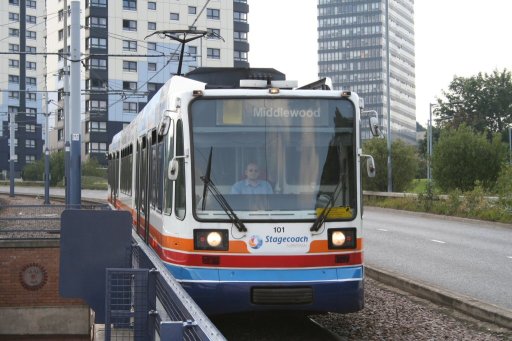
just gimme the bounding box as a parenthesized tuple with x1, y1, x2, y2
(0, 0, 47, 177)
(0, 0, 249, 174)
(318, 0, 416, 143)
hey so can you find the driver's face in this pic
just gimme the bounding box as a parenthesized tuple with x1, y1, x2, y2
(245, 164, 260, 180)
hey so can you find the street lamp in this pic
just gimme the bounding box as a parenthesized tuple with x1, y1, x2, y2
(509, 126, 511, 165)
(427, 103, 438, 183)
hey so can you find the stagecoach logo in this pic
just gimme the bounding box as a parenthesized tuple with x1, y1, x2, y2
(253, 107, 321, 118)
(19, 263, 48, 291)
(248, 235, 263, 249)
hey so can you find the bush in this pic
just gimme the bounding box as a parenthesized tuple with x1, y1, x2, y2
(432, 125, 506, 192)
(363, 138, 419, 192)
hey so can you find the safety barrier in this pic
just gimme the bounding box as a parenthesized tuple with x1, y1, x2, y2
(103, 231, 226, 341)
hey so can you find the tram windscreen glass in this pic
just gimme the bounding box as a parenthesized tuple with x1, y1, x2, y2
(191, 98, 357, 221)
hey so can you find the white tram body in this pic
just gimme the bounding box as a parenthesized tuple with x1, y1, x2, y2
(108, 68, 367, 314)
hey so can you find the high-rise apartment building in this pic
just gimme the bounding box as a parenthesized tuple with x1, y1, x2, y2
(0, 0, 249, 176)
(0, 0, 47, 177)
(318, 0, 415, 143)
(44, 0, 249, 165)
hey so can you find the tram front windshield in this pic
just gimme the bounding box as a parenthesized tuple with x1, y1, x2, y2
(191, 98, 356, 221)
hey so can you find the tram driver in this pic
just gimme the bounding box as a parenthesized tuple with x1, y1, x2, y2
(231, 162, 273, 195)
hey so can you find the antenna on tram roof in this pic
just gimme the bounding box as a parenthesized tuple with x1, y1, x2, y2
(145, 29, 208, 76)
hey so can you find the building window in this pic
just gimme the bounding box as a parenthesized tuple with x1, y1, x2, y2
(26, 92, 37, 101)
(25, 31, 36, 40)
(9, 0, 19, 5)
(123, 0, 136, 10)
(207, 28, 220, 39)
(234, 12, 247, 22)
(26, 108, 36, 117)
(89, 58, 107, 69)
(207, 48, 220, 59)
(89, 37, 107, 49)
(148, 22, 156, 30)
(147, 83, 159, 92)
(123, 81, 137, 90)
(26, 61, 37, 70)
(26, 140, 36, 148)
(234, 51, 248, 62)
(207, 8, 220, 20)
(26, 124, 36, 133)
(123, 19, 137, 31)
(58, 29, 64, 41)
(188, 46, 197, 60)
(9, 59, 19, 68)
(58, 129, 64, 141)
(123, 102, 138, 113)
(27, 46, 36, 53)
(147, 42, 156, 51)
(90, 121, 107, 132)
(234, 31, 247, 41)
(188, 6, 196, 14)
(148, 63, 157, 71)
(9, 12, 19, 22)
(88, 16, 107, 28)
(26, 0, 36, 8)
(123, 61, 137, 72)
(89, 0, 107, 7)
(170, 12, 179, 20)
(148, 2, 156, 10)
(9, 75, 19, 84)
(27, 15, 36, 24)
(9, 91, 19, 99)
(90, 142, 107, 153)
(27, 76, 36, 86)
(9, 28, 19, 37)
(123, 40, 137, 51)
(87, 78, 107, 90)
(87, 100, 107, 111)
(26, 155, 36, 163)
(9, 44, 19, 52)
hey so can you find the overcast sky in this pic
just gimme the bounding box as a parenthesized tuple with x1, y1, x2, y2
(248, 0, 512, 126)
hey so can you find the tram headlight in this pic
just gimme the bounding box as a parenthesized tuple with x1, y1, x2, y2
(328, 228, 357, 249)
(194, 229, 229, 251)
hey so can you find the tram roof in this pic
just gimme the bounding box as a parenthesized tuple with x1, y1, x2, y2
(185, 67, 286, 89)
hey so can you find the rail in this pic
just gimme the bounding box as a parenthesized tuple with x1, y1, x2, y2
(0, 203, 109, 240)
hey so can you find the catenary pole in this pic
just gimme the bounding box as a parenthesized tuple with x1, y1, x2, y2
(69, 0, 81, 206)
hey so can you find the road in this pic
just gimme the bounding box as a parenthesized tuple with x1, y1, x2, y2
(364, 206, 512, 311)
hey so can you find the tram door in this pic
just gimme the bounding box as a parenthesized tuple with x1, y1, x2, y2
(136, 136, 149, 241)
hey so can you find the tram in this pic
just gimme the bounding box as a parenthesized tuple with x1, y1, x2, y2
(107, 67, 376, 315)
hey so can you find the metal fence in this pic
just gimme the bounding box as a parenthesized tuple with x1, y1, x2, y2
(103, 231, 226, 341)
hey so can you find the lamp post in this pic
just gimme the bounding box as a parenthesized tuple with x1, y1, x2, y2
(427, 103, 438, 183)
(509, 126, 511, 165)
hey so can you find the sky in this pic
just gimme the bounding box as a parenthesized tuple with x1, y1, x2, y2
(248, 0, 512, 126)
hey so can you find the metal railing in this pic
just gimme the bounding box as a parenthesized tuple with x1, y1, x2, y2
(103, 231, 226, 341)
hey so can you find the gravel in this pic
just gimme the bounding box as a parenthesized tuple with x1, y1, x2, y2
(311, 277, 511, 340)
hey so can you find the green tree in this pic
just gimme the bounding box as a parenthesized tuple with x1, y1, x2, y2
(363, 138, 419, 192)
(432, 125, 506, 192)
(436, 69, 512, 135)
(49, 151, 65, 186)
(82, 157, 106, 177)
(21, 159, 45, 181)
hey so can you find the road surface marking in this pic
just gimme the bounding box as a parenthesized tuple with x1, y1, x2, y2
(431, 239, 446, 244)
(507, 256, 512, 259)
(377, 228, 388, 232)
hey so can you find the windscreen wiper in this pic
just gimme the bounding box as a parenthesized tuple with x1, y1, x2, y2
(200, 148, 247, 233)
(310, 181, 343, 232)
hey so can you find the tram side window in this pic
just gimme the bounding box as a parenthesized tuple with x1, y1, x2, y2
(175, 119, 186, 220)
(163, 120, 174, 215)
(157, 135, 164, 211)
